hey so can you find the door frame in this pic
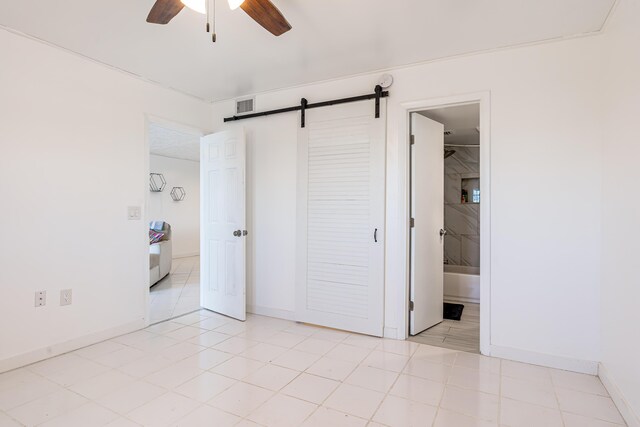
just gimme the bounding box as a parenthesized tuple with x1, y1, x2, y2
(143, 114, 207, 326)
(397, 92, 491, 355)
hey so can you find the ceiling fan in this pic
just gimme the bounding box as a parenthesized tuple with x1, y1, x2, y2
(146, 0, 292, 40)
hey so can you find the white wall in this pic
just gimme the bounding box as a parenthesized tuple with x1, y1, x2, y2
(149, 155, 200, 258)
(600, 0, 640, 423)
(0, 29, 211, 370)
(211, 34, 604, 367)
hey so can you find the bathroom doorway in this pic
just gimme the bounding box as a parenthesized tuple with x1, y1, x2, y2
(408, 103, 482, 353)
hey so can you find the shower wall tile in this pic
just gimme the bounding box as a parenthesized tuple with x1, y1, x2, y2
(444, 147, 479, 173)
(443, 145, 480, 268)
(444, 234, 461, 265)
(445, 174, 461, 204)
(461, 235, 481, 267)
(445, 204, 479, 236)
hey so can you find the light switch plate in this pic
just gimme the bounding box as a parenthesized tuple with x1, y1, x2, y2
(60, 289, 72, 306)
(127, 206, 141, 220)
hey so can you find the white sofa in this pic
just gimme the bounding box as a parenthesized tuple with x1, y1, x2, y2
(149, 222, 172, 286)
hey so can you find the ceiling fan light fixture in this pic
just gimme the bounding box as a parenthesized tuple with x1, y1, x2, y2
(228, 0, 245, 10)
(181, 0, 206, 14)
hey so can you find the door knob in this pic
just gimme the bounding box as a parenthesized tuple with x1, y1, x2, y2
(233, 230, 241, 237)
(439, 229, 447, 238)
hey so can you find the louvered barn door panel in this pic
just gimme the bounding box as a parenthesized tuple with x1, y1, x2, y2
(296, 100, 385, 337)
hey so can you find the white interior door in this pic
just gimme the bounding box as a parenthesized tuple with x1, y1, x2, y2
(296, 100, 386, 337)
(410, 114, 445, 335)
(200, 128, 246, 321)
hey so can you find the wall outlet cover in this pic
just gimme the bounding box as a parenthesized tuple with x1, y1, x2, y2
(35, 291, 46, 307)
(60, 289, 72, 306)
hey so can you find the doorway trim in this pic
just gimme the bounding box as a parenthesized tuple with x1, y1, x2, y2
(396, 92, 491, 355)
(143, 114, 207, 326)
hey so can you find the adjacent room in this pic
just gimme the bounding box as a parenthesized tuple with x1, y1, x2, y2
(147, 121, 203, 323)
(1, 0, 639, 426)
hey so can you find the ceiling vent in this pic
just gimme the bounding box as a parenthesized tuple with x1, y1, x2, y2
(443, 130, 454, 136)
(235, 97, 255, 115)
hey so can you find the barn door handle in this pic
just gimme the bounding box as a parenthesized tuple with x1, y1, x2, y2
(374, 228, 378, 242)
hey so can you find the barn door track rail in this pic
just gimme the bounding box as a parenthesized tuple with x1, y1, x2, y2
(223, 85, 389, 128)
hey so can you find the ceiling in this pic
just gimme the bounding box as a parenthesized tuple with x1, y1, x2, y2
(149, 123, 200, 161)
(0, 0, 615, 102)
(419, 103, 480, 146)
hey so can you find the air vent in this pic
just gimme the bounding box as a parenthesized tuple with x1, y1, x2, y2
(235, 98, 255, 115)
(444, 130, 454, 136)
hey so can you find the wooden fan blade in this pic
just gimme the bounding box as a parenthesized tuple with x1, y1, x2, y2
(240, 0, 292, 36)
(147, 0, 185, 24)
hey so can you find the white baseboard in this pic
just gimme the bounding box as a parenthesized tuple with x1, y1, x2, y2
(247, 304, 295, 321)
(490, 345, 598, 375)
(173, 252, 200, 259)
(599, 363, 640, 427)
(0, 319, 146, 374)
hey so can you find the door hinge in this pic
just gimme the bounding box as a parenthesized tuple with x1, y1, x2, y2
(410, 218, 415, 228)
(409, 301, 414, 311)
(410, 135, 415, 145)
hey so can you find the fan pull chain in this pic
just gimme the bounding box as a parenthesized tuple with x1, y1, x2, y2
(211, 0, 217, 42)
(206, 0, 210, 32)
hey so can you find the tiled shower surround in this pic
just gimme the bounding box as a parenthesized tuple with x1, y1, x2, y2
(444, 146, 480, 267)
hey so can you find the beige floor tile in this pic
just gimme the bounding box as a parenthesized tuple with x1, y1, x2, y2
(448, 366, 500, 395)
(97, 380, 166, 414)
(208, 382, 274, 417)
(403, 357, 453, 383)
(433, 408, 498, 427)
(209, 356, 264, 380)
(301, 406, 367, 427)
(243, 364, 300, 391)
(272, 349, 321, 371)
(501, 376, 559, 409)
(500, 397, 564, 427)
(128, 392, 199, 426)
(324, 383, 385, 419)
(171, 405, 240, 427)
(8, 389, 88, 426)
(556, 388, 625, 424)
(439, 385, 499, 423)
(345, 365, 399, 393)
(173, 371, 236, 402)
(247, 394, 317, 427)
(390, 374, 444, 406)
(39, 402, 119, 427)
(307, 357, 359, 381)
(281, 373, 340, 404)
(372, 395, 438, 427)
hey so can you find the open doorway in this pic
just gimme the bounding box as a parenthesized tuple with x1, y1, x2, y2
(146, 119, 203, 323)
(408, 103, 482, 353)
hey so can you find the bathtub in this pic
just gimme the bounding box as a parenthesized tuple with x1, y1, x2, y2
(444, 264, 480, 303)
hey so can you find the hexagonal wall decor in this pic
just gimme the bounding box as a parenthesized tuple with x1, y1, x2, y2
(170, 187, 186, 201)
(149, 173, 166, 192)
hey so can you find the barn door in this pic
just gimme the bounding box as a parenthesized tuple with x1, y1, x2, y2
(296, 100, 386, 336)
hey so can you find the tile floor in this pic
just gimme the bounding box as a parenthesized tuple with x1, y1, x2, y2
(149, 256, 201, 323)
(410, 302, 480, 354)
(0, 309, 626, 426)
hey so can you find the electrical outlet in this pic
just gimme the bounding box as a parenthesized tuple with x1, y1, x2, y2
(60, 289, 72, 306)
(35, 291, 46, 307)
